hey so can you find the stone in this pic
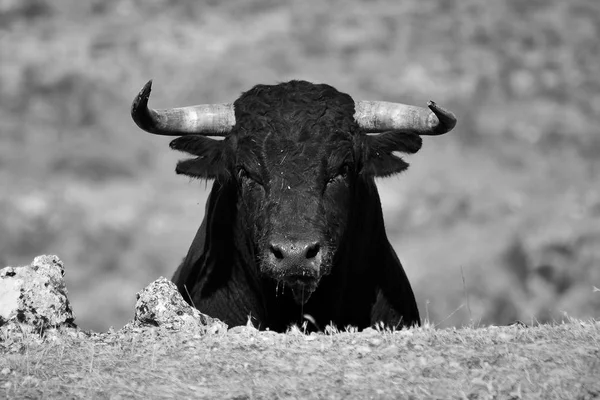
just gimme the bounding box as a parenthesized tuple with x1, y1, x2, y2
(128, 277, 227, 333)
(0, 255, 75, 329)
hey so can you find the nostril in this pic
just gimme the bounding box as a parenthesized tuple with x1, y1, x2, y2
(305, 243, 320, 259)
(270, 245, 284, 260)
(270, 241, 321, 261)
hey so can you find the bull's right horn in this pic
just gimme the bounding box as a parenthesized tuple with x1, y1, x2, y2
(355, 100, 456, 136)
(131, 80, 235, 136)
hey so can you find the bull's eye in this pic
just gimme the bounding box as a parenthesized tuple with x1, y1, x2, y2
(237, 166, 264, 186)
(237, 166, 250, 181)
(327, 164, 349, 185)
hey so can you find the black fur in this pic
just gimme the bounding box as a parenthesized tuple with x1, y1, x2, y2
(171, 80, 421, 331)
(363, 132, 422, 177)
(170, 136, 231, 179)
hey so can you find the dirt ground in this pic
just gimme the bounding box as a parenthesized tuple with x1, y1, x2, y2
(1, 321, 599, 399)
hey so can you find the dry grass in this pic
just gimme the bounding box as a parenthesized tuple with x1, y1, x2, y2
(1, 320, 599, 399)
(1, 0, 600, 331)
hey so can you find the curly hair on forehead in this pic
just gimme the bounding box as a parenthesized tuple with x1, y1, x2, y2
(232, 80, 359, 140)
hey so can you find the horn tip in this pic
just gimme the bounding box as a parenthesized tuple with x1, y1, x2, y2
(426, 100, 457, 135)
(139, 79, 153, 101)
(133, 79, 154, 108)
(131, 79, 155, 129)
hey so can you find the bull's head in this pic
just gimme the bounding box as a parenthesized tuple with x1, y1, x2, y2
(131, 80, 455, 304)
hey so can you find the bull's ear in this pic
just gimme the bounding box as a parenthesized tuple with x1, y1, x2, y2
(169, 136, 230, 179)
(362, 132, 422, 177)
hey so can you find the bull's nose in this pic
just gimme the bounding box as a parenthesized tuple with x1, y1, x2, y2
(269, 240, 321, 262)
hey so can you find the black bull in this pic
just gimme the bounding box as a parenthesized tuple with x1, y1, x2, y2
(131, 80, 456, 332)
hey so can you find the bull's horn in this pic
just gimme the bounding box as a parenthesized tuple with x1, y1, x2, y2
(131, 80, 235, 136)
(355, 100, 456, 136)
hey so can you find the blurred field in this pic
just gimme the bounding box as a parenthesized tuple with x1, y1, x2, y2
(1, 0, 599, 332)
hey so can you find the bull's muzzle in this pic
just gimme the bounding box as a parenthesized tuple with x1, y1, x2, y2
(268, 239, 322, 304)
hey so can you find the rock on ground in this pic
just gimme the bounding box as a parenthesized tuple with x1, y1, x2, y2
(0, 255, 226, 336)
(0, 255, 75, 330)
(126, 277, 227, 334)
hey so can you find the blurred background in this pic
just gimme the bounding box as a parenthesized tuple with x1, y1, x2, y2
(1, 0, 599, 332)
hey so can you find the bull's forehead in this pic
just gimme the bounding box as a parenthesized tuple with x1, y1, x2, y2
(264, 137, 323, 186)
(232, 82, 359, 181)
(237, 119, 353, 155)
(264, 126, 352, 164)
(235, 125, 353, 188)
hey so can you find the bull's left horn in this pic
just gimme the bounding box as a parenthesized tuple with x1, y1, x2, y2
(355, 100, 456, 136)
(131, 80, 235, 136)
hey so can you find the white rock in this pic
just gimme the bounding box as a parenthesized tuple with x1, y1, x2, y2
(129, 277, 227, 333)
(0, 255, 75, 329)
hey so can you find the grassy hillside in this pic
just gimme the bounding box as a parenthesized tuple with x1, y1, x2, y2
(1, 321, 599, 399)
(1, 0, 600, 331)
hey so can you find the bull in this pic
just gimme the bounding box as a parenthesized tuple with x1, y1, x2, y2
(131, 80, 456, 332)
